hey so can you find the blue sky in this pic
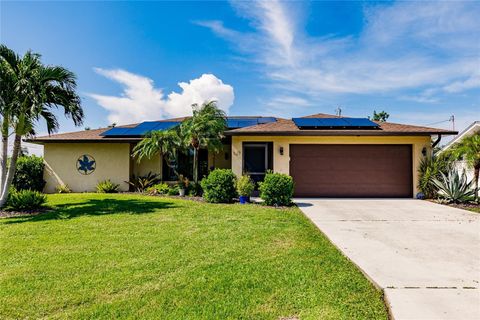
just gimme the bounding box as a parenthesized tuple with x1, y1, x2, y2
(2, 1, 479, 140)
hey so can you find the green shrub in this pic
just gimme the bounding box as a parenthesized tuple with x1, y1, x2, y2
(55, 184, 72, 194)
(432, 170, 475, 203)
(201, 169, 237, 203)
(96, 180, 120, 193)
(237, 175, 254, 197)
(126, 172, 161, 192)
(259, 172, 294, 206)
(146, 183, 170, 195)
(13, 156, 45, 192)
(418, 155, 451, 199)
(167, 185, 179, 196)
(7, 189, 47, 211)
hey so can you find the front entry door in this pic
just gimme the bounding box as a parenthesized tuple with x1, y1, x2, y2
(243, 143, 268, 184)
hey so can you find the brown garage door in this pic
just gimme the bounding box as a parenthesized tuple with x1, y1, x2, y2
(290, 144, 413, 197)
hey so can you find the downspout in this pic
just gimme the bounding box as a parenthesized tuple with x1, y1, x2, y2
(432, 134, 442, 149)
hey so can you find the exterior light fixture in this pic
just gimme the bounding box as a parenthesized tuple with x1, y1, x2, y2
(279, 146, 284, 155)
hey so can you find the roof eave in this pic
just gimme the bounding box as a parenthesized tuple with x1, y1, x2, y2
(24, 138, 142, 144)
(224, 131, 458, 136)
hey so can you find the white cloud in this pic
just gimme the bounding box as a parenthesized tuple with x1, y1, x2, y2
(198, 1, 480, 99)
(443, 75, 480, 93)
(89, 69, 234, 125)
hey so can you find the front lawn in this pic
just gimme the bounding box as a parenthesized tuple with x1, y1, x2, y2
(0, 194, 387, 319)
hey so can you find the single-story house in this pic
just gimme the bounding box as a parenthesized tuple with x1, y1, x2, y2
(441, 120, 479, 183)
(28, 113, 457, 198)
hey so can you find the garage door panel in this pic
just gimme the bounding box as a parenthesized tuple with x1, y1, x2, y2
(290, 144, 412, 198)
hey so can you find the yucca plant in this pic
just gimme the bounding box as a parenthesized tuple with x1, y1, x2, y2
(418, 155, 451, 199)
(432, 170, 475, 203)
(96, 180, 120, 193)
(55, 184, 71, 194)
(126, 172, 161, 192)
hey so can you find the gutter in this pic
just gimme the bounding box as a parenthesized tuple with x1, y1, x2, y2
(224, 131, 458, 137)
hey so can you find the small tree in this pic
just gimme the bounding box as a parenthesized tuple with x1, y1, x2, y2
(0, 45, 84, 207)
(445, 133, 480, 201)
(181, 101, 226, 183)
(132, 127, 183, 176)
(371, 110, 390, 122)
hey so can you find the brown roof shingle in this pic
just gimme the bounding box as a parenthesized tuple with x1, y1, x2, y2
(27, 114, 457, 143)
(225, 116, 457, 136)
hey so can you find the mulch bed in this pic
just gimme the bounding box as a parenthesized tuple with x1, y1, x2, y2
(0, 207, 50, 218)
(447, 203, 480, 213)
(428, 200, 480, 213)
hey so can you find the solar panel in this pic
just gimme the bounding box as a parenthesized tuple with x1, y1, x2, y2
(291, 118, 321, 128)
(126, 122, 164, 136)
(226, 117, 276, 128)
(293, 117, 379, 130)
(317, 118, 351, 127)
(101, 121, 180, 137)
(100, 127, 132, 136)
(344, 118, 379, 128)
(257, 117, 277, 124)
(227, 119, 259, 128)
(102, 117, 278, 137)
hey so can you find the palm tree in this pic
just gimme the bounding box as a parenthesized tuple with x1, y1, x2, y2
(132, 127, 183, 176)
(446, 133, 480, 201)
(0, 45, 84, 207)
(181, 101, 226, 183)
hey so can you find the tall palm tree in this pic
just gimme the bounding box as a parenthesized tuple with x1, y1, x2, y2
(180, 101, 226, 183)
(447, 133, 480, 201)
(132, 127, 183, 176)
(0, 45, 84, 207)
(0, 45, 20, 189)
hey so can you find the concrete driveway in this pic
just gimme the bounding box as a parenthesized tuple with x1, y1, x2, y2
(296, 199, 480, 320)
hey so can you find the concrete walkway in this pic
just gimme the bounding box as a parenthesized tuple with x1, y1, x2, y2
(296, 199, 480, 320)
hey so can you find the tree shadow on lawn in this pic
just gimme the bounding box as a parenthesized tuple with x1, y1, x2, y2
(3, 198, 177, 224)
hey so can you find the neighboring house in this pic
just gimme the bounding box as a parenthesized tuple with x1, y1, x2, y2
(441, 121, 480, 182)
(27, 113, 456, 197)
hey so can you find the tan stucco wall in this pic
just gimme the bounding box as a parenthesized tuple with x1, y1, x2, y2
(133, 153, 162, 177)
(208, 144, 232, 170)
(43, 143, 131, 193)
(232, 135, 432, 197)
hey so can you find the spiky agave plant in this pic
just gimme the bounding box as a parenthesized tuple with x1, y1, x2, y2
(432, 170, 475, 203)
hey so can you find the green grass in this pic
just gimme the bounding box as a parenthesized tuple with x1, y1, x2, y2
(0, 194, 387, 319)
(466, 206, 480, 213)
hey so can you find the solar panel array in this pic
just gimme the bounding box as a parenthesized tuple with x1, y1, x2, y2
(101, 121, 181, 137)
(292, 117, 379, 130)
(101, 117, 277, 137)
(226, 117, 276, 129)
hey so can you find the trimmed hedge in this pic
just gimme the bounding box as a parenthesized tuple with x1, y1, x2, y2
(259, 172, 294, 206)
(13, 156, 45, 192)
(201, 169, 237, 203)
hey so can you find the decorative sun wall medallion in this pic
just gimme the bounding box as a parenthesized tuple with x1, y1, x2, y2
(77, 154, 96, 175)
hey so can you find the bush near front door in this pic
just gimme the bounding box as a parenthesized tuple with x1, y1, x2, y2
(259, 172, 294, 206)
(201, 169, 237, 203)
